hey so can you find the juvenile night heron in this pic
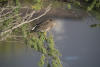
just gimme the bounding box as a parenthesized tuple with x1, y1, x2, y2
(32, 19, 56, 32)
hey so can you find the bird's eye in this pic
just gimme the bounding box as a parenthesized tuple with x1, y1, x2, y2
(49, 19, 53, 21)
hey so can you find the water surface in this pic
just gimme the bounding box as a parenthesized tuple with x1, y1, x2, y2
(0, 16, 100, 67)
(54, 17, 100, 67)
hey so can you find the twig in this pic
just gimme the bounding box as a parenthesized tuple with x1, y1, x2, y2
(0, 13, 22, 23)
(22, 9, 34, 22)
(0, 4, 52, 37)
(0, 8, 5, 14)
(10, 35, 24, 37)
(0, 31, 12, 41)
(0, 6, 29, 18)
(26, 11, 36, 21)
(0, 9, 14, 18)
(22, 8, 29, 21)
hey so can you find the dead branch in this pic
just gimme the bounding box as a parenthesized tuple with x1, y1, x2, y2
(0, 13, 22, 23)
(26, 11, 36, 21)
(0, 9, 15, 18)
(0, 4, 52, 40)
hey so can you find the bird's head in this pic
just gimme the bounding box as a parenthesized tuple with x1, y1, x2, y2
(48, 19, 57, 26)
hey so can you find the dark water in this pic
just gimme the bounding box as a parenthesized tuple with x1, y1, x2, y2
(0, 42, 40, 67)
(0, 16, 100, 67)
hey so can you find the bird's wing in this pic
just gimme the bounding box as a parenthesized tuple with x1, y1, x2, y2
(31, 25, 37, 30)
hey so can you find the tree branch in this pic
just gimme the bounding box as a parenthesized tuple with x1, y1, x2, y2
(0, 4, 52, 39)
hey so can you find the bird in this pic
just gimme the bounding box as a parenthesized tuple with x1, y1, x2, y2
(31, 19, 56, 32)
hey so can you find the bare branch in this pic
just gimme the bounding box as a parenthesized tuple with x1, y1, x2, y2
(26, 11, 36, 21)
(22, 9, 34, 22)
(0, 4, 52, 41)
(0, 6, 30, 18)
(0, 8, 5, 15)
(0, 9, 13, 18)
(27, 4, 52, 23)
(0, 13, 22, 23)
(0, 31, 12, 41)
(22, 8, 29, 21)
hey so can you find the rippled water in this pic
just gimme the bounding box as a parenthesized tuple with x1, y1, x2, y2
(0, 16, 100, 67)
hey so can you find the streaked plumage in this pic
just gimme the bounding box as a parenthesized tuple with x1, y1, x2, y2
(32, 19, 56, 32)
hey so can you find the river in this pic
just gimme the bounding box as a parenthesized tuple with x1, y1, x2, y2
(0, 10, 100, 67)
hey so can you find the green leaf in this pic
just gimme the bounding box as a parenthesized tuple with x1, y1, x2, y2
(37, 0, 41, 3)
(67, 3, 71, 9)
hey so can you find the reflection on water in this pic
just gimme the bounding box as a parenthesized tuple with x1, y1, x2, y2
(54, 17, 100, 67)
(0, 16, 100, 67)
(0, 42, 40, 67)
(65, 56, 79, 61)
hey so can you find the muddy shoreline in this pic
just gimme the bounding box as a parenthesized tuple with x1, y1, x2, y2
(32, 7, 88, 26)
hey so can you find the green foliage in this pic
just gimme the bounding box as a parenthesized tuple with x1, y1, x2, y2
(52, 60, 58, 67)
(67, 3, 71, 9)
(27, 32, 62, 67)
(73, 1, 80, 6)
(52, 58, 62, 67)
(90, 24, 100, 28)
(87, 0, 97, 11)
(96, 2, 100, 8)
(64, 0, 100, 20)
(52, 1, 62, 8)
(32, 0, 42, 10)
(47, 63, 51, 67)
(32, 3, 42, 10)
(0, 0, 21, 40)
(47, 35, 61, 56)
(37, 0, 41, 3)
(49, 1, 66, 8)
(29, 32, 47, 54)
(21, 24, 29, 38)
(46, 35, 62, 67)
(0, 0, 7, 2)
(1, 15, 13, 29)
(38, 54, 45, 67)
(15, 0, 20, 6)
